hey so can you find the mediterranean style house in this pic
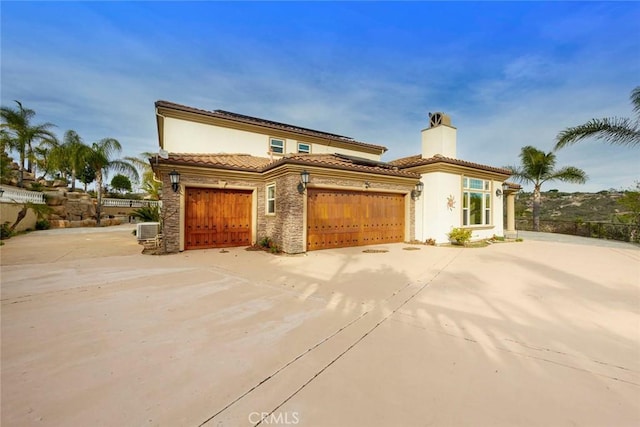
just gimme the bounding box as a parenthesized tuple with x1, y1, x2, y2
(152, 100, 518, 253)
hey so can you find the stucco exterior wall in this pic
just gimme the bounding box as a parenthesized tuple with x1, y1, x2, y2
(417, 172, 462, 244)
(417, 173, 505, 244)
(0, 203, 38, 232)
(162, 117, 381, 161)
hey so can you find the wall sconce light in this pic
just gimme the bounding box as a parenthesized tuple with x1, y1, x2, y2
(364, 181, 371, 189)
(297, 170, 310, 194)
(496, 182, 509, 197)
(169, 169, 180, 193)
(0, 187, 4, 198)
(411, 181, 424, 200)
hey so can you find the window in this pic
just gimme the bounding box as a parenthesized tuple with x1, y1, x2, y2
(462, 177, 492, 226)
(297, 143, 310, 154)
(269, 138, 284, 154)
(266, 184, 276, 214)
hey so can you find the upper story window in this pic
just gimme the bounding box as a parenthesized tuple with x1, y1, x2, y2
(297, 143, 311, 154)
(462, 177, 492, 226)
(269, 138, 284, 154)
(266, 184, 276, 214)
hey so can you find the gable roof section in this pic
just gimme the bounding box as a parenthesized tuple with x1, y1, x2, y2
(390, 153, 512, 176)
(153, 153, 419, 178)
(155, 100, 387, 154)
(263, 153, 420, 178)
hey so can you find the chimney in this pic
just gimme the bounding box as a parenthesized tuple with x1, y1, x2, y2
(421, 112, 457, 159)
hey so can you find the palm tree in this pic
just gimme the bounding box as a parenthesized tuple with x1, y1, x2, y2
(506, 146, 587, 231)
(555, 86, 640, 149)
(85, 138, 138, 225)
(0, 101, 57, 186)
(50, 130, 91, 191)
(124, 152, 162, 200)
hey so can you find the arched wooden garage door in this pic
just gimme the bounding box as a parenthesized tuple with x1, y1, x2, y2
(307, 189, 405, 250)
(185, 187, 252, 250)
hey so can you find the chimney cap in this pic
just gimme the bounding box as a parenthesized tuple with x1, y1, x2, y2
(428, 112, 452, 128)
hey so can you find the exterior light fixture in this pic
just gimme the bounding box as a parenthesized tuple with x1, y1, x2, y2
(0, 187, 4, 198)
(496, 182, 509, 197)
(298, 170, 310, 194)
(411, 181, 424, 200)
(169, 169, 180, 193)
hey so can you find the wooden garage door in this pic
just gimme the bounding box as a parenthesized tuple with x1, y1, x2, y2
(307, 189, 405, 250)
(185, 187, 252, 250)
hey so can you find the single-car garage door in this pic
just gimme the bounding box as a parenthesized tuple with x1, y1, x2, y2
(185, 187, 252, 250)
(307, 189, 405, 250)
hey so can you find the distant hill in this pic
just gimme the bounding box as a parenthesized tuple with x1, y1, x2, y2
(514, 191, 632, 222)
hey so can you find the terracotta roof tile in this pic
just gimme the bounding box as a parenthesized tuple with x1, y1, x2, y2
(389, 153, 512, 175)
(155, 100, 387, 153)
(156, 153, 272, 172)
(263, 153, 420, 178)
(154, 153, 420, 178)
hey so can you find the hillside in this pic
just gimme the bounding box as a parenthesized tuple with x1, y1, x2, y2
(514, 191, 635, 222)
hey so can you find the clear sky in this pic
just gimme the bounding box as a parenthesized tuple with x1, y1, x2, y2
(2, 1, 639, 192)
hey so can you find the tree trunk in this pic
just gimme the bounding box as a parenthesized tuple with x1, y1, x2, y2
(96, 170, 103, 225)
(10, 206, 28, 232)
(18, 151, 25, 188)
(532, 185, 542, 232)
(70, 168, 76, 191)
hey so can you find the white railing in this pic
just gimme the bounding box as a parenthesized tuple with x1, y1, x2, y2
(102, 198, 161, 208)
(0, 186, 45, 204)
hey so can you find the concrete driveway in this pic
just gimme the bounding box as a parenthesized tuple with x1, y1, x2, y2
(1, 226, 639, 426)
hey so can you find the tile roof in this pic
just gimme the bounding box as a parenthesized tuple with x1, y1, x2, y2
(155, 100, 387, 153)
(389, 154, 512, 175)
(155, 153, 272, 172)
(264, 154, 420, 178)
(153, 153, 420, 178)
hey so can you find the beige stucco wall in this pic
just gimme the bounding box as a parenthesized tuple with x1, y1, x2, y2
(162, 117, 381, 161)
(416, 173, 505, 244)
(0, 202, 38, 232)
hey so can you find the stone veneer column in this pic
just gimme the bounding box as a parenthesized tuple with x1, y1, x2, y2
(506, 192, 516, 235)
(161, 172, 181, 253)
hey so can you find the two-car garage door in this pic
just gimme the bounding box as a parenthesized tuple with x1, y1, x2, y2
(307, 189, 405, 251)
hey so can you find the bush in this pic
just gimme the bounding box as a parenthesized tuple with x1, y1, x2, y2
(131, 205, 160, 222)
(35, 219, 50, 230)
(0, 222, 12, 239)
(258, 236, 281, 254)
(448, 227, 472, 245)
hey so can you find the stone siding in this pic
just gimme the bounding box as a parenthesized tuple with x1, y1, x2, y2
(160, 167, 416, 254)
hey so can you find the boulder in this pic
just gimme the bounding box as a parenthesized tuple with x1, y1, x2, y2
(44, 191, 66, 206)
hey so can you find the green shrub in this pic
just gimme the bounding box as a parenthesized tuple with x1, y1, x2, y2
(35, 219, 50, 230)
(130, 205, 160, 222)
(0, 222, 12, 240)
(448, 227, 472, 245)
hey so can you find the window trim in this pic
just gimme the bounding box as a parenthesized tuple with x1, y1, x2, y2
(269, 137, 285, 155)
(462, 177, 493, 227)
(297, 142, 311, 154)
(266, 183, 276, 215)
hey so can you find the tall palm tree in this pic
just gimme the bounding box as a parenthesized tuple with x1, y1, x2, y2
(51, 130, 91, 191)
(506, 146, 587, 231)
(85, 138, 138, 225)
(0, 101, 57, 186)
(555, 86, 640, 149)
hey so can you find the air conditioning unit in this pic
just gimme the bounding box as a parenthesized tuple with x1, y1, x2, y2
(136, 222, 160, 240)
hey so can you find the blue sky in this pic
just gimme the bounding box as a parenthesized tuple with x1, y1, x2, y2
(2, 1, 639, 192)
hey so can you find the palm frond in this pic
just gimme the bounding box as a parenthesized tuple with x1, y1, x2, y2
(555, 117, 640, 149)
